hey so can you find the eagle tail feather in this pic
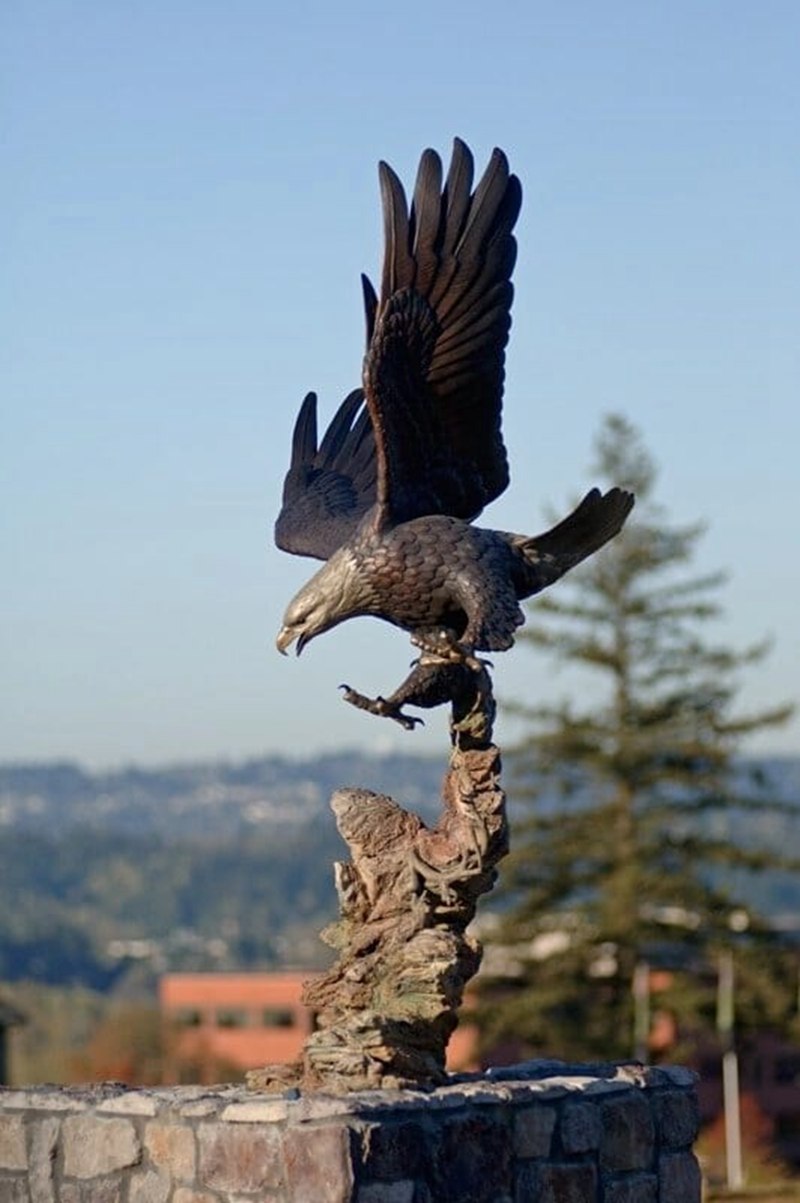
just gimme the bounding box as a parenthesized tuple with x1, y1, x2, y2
(517, 487, 635, 595)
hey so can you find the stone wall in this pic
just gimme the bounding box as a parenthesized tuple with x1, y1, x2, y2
(0, 1061, 700, 1203)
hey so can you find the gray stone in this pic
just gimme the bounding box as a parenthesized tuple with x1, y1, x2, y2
(97, 1095, 158, 1117)
(172, 1190, 218, 1203)
(2, 1091, 84, 1113)
(282, 1124, 355, 1203)
(603, 1174, 658, 1203)
(294, 1095, 361, 1123)
(581, 1080, 630, 1097)
(359, 1121, 426, 1181)
(613, 1066, 649, 1087)
(0, 1179, 29, 1203)
(198, 1121, 283, 1193)
(59, 1184, 121, 1203)
(0, 1118, 27, 1171)
(559, 1101, 602, 1153)
(512, 1104, 556, 1158)
(177, 1101, 219, 1119)
(653, 1090, 699, 1149)
(436, 1114, 512, 1202)
(357, 1183, 416, 1203)
(491, 1058, 618, 1082)
(128, 1171, 170, 1203)
(659, 1151, 702, 1202)
(504, 1081, 570, 1107)
(144, 1123, 195, 1181)
(536, 1162, 598, 1203)
(600, 1093, 655, 1171)
(29, 1119, 59, 1203)
(514, 1161, 540, 1202)
(62, 1116, 141, 1178)
(220, 1099, 288, 1123)
(657, 1066, 696, 1088)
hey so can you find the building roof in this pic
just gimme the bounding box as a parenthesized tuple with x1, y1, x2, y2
(160, 971, 313, 1011)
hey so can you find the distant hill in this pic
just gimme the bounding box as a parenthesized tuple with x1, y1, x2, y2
(0, 751, 446, 838)
(0, 751, 798, 991)
(0, 750, 447, 989)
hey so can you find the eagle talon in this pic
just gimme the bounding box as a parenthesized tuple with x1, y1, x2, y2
(464, 653, 491, 673)
(410, 629, 473, 665)
(339, 684, 424, 731)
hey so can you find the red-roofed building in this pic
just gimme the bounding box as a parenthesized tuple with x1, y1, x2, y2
(159, 972, 478, 1081)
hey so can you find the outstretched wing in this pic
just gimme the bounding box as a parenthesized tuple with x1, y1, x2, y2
(274, 389, 377, 560)
(363, 139, 521, 527)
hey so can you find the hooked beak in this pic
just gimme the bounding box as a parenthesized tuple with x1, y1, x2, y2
(276, 626, 309, 656)
(276, 626, 296, 656)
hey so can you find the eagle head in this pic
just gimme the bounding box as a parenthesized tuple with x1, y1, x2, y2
(276, 547, 362, 656)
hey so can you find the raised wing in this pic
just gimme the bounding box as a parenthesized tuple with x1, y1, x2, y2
(274, 389, 376, 560)
(363, 139, 522, 527)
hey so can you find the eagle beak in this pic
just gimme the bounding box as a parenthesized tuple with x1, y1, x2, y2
(276, 626, 310, 656)
(276, 626, 296, 656)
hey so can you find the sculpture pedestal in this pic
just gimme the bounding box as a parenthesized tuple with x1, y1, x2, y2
(0, 1064, 702, 1202)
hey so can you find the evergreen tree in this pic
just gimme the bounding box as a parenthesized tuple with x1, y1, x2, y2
(482, 414, 798, 1062)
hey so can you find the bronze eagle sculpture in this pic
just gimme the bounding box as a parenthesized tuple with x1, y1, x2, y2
(274, 140, 634, 728)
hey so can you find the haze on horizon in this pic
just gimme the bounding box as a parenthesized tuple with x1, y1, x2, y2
(3, 1, 799, 768)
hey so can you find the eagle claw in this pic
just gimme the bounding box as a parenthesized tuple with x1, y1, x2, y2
(339, 684, 424, 731)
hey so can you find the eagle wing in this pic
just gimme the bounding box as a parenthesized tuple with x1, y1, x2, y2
(363, 138, 522, 527)
(274, 389, 377, 560)
(275, 139, 520, 558)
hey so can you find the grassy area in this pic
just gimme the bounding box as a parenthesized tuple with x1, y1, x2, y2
(707, 1188, 800, 1202)
(3, 981, 108, 1084)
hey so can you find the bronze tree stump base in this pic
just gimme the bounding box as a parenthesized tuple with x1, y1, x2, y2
(248, 664, 507, 1093)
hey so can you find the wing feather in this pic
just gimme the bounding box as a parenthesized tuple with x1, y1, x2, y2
(435, 290, 512, 352)
(379, 163, 414, 300)
(453, 151, 515, 260)
(318, 388, 363, 461)
(364, 140, 521, 525)
(290, 391, 318, 467)
(410, 149, 443, 297)
(361, 273, 378, 346)
(441, 138, 474, 254)
(275, 390, 377, 560)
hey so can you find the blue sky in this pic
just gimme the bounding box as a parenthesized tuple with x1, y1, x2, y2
(3, 1, 799, 766)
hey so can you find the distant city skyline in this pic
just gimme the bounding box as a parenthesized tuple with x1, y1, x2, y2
(3, 1, 799, 766)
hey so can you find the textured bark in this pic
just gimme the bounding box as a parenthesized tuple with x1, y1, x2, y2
(247, 666, 507, 1092)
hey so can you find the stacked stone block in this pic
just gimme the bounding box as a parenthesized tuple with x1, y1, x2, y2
(0, 1062, 700, 1203)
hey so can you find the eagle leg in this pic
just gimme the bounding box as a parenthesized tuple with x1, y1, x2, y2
(339, 653, 483, 731)
(338, 684, 424, 731)
(410, 628, 490, 675)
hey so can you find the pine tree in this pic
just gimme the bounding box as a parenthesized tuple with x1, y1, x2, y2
(482, 414, 798, 1062)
